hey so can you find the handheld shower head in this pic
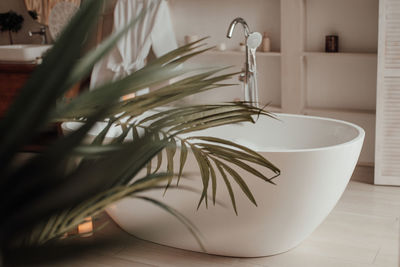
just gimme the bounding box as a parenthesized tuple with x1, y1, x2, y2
(247, 32, 262, 50)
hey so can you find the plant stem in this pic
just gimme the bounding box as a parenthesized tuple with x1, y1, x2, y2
(8, 31, 13, 45)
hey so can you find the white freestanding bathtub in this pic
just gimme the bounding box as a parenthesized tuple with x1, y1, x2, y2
(63, 113, 365, 257)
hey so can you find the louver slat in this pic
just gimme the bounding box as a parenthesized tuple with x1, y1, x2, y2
(381, 78, 400, 178)
(375, 0, 400, 185)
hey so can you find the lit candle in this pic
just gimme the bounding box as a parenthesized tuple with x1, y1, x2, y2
(122, 93, 136, 101)
(78, 217, 93, 237)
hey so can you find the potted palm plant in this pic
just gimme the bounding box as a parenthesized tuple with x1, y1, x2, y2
(0, 10, 24, 44)
(0, 0, 279, 264)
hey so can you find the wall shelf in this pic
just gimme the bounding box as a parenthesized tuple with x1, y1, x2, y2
(302, 52, 377, 59)
(304, 107, 376, 116)
(206, 50, 281, 57)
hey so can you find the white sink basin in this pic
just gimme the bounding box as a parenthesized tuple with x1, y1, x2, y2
(0, 44, 52, 62)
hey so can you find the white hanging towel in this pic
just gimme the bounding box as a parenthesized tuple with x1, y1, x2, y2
(90, 0, 178, 94)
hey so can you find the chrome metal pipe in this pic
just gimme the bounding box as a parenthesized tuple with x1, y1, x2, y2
(226, 17, 250, 38)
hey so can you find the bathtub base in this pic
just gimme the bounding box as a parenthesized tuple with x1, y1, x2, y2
(106, 140, 361, 257)
(94, 113, 364, 257)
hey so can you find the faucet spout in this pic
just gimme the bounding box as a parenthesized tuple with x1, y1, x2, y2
(227, 17, 250, 38)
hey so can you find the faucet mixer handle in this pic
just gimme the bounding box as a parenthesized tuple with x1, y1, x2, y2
(238, 67, 246, 82)
(39, 26, 46, 33)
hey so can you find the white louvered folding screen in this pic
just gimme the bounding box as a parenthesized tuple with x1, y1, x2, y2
(375, 0, 400, 185)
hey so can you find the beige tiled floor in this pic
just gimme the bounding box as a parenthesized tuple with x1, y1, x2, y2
(55, 167, 399, 267)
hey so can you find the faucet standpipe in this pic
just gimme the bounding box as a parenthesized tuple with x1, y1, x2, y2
(227, 17, 261, 108)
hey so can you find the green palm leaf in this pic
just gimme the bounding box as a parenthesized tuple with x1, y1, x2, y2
(0, 0, 281, 255)
(164, 137, 177, 193)
(190, 135, 280, 175)
(214, 159, 258, 207)
(191, 146, 210, 208)
(177, 140, 188, 185)
(121, 102, 280, 212)
(215, 162, 238, 215)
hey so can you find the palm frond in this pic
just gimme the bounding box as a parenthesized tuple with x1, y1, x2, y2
(0, 0, 281, 253)
(164, 137, 177, 193)
(146, 36, 209, 67)
(215, 163, 238, 215)
(34, 173, 174, 245)
(121, 102, 280, 213)
(1, 134, 169, 245)
(66, 8, 147, 87)
(177, 140, 188, 185)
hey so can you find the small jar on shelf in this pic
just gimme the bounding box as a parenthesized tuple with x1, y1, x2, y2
(261, 32, 271, 52)
(325, 35, 339, 53)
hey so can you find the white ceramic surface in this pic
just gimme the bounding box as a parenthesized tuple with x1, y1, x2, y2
(62, 113, 364, 257)
(0, 44, 52, 62)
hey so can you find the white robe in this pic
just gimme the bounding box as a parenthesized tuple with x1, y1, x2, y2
(90, 0, 177, 95)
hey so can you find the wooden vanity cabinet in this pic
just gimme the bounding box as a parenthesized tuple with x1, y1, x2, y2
(0, 63, 36, 116)
(0, 62, 84, 151)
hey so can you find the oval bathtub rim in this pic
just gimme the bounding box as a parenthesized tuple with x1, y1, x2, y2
(60, 113, 365, 154)
(250, 113, 366, 154)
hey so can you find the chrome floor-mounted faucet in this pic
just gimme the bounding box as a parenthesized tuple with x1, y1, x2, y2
(227, 18, 262, 107)
(29, 26, 48, 45)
